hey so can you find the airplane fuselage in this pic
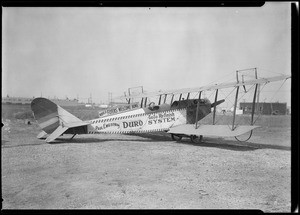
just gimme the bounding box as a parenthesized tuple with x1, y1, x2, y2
(87, 108, 186, 134)
(86, 99, 212, 134)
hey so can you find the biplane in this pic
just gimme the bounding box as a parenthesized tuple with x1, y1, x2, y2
(31, 68, 290, 143)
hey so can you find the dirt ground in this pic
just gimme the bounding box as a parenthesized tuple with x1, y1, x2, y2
(2, 117, 291, 211)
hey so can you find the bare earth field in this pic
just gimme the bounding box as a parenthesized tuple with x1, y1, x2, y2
(1, 105, 291, 211)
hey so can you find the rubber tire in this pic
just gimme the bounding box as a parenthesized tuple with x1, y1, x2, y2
(171, 134, 183, 141)
(190, 135, 198, 143)
(190, 135, 203, 143)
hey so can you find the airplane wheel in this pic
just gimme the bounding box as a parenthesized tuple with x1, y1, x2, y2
(190, 135, 198, 143)
(190, 135, 203, 143)
(171, 134, 182, 141)
(199, 135, 203, 143)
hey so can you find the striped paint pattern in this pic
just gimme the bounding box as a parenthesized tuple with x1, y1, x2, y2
(87, 108, 187, 134)
(31, 98, 60, 134)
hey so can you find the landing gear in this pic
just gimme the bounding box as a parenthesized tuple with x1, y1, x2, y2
(190, 135, 203, 143)
(171, 134, 183, 141)
(234, 130, 253, 142)
(70, 134, 76, 140)
(171, 134, 203, 143)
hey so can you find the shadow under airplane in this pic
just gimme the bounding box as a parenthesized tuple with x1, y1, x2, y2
(46, 132, 290, 152)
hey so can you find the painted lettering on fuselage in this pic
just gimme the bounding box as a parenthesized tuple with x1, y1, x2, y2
(148, 112, 176, 125)
(95, 122, 120, 131)
(89, 108, 186, 133)
(123, 120, 143, 129)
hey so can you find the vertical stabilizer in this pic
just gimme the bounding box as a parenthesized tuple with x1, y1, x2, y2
(31, 98, 84, 138)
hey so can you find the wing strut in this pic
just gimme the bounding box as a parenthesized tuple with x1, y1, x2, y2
(163, 94, 167, 104)
(170, 94, 174, 104)
(250, 68, 258, 125)
(251, 84, 259, 125)
(158, 95, 162, 105)
(178, 93, 182, 101)
(242, 75, 247, 93)
(232, 86, 240, 130)
(140, 98, 144, 108)
(195, 100, 200, 129)
(212, 89, 218, 125)
(198, 91, 202, 99)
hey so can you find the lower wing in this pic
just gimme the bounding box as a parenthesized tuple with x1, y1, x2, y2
(168, 124, 259, 137)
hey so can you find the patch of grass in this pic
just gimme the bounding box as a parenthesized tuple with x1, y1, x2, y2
(14, 111, 34, 120)
(2, 104, 32, 120)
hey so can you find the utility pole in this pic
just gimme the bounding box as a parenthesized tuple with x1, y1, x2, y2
(108, 92, 113, 106)
(88, 93, 93, 104)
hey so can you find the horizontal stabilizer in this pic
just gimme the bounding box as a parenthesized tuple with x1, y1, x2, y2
(64, 121, 91, 128)
(168, 124, 260, 137)
(45, 126, 69, 143)
(32, 98, 91, 142)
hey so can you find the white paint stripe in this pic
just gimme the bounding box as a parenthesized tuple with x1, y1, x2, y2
(38, 112, 58, 123)
(40, 117, 59, 129)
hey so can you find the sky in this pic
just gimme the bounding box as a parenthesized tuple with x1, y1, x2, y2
(2, 3, 291, 105)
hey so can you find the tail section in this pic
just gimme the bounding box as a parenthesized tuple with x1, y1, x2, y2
(31, 98, 90, 142)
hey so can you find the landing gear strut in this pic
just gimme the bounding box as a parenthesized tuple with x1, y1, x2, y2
(171, 134, 203, 143)
(70, 134, 76, 140)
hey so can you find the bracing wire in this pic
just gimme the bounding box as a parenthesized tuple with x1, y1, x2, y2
(214, 87, 237, 125)
(259, 68, 289, 77)
(252, 82, 268, 125)
(253, 79, 288, 124)
(213, 84, 256, 126)
(218, 88, 236, 106)
(224, 84, 256, 127)
(269, 79, 288, 102)
(206, 71, 237, 86)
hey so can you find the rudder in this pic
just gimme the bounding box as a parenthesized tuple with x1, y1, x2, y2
(31, 97, 82, 134)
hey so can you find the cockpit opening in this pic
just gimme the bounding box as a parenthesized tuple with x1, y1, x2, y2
(148, 102, 159, 111)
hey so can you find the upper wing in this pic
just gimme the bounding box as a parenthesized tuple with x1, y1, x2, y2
(168, 124, 260, 137)
(118, 75, 290, 100)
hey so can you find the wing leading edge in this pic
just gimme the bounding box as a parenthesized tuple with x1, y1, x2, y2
(119, 75, 290, 99)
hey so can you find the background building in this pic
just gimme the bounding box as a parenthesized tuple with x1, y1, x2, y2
(240, 102, 287, 115)
(2, 96, 82, 107)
